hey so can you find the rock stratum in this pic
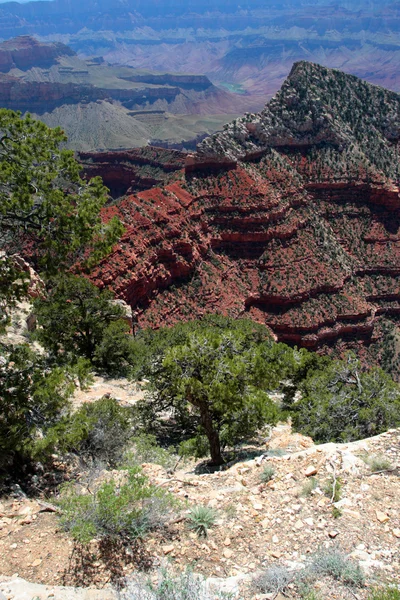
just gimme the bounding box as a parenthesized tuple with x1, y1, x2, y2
(2, 0, 399, 102)
(0, 36, 248, 151)
(89, 62, 400, 365)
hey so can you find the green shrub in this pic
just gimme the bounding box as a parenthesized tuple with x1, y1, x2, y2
(34, 275, 135, 376)
(0, 343, 91, 472)
(323, 476, 342, 503)
(300, 476, 318, 497)
(363, 454, 393, 473)
(44, 396, 133, 467)
(331, 506, 342, 519)
(260, 465, 275, 483)
(138, 318, 287, 465)
(58, 466, 175, 544)
(252, 565, 293, 594)
(288, 356, 400, 443)
(306, 547, 364, 587)
(187, 505, 217, 538)
(122, 567, 238, 599)
(125, 434, 177, 470)
(93, 320, 136, 377)
(367, 586, 400, 600)
(178, 435, 210, 460)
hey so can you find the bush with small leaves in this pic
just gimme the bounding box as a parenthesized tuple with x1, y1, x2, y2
(125, 434, 178, 470)
(323, 476, 342, 503)
(252, 565, 293, 595)
(44, 396, 134, 468)
(34, 275, 134, 376)
(367, 586, 400, 600)
(260, 465, 275, 483)
(306, 547, 364, 587)
(187, 505, 217, 538)
(300, 590, 322, 600)
(57, 467, 175, 544)
(121, 567, 239, 600)
(0, 343, 92, 472)
(363, 454, 393, 473)
(288, 356, 400, 443)
(300, 477, 318, 497)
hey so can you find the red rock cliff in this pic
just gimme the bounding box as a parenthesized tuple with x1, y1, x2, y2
(88, 63, 400, 366)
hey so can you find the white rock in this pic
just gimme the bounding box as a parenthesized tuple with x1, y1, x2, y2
(304, 465, 318, 477)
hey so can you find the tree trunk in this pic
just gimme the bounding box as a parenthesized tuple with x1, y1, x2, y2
(198, 404, 224, 466)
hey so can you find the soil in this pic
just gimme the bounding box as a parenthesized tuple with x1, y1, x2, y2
(0, 424, 399, 599)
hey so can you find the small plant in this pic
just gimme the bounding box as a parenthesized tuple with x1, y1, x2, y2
(300, 476, 318, 497)
(306, 547, 364, 587)
(187, 505, 217, 538)
(367, 586, 400, 600)
(332, 506, 342, 519)
(252, 565, 293, 595)
(224, 503, 237, 519)
(363, 453, 393, 473)
(323, 476, 342, 503)
(266, 448, 286, 457)
(260, 465, 275, 483)
(300, 590, 322, 600)
(44, 396, 134, 468)
(125, 434, 177, 470)
(122, 567, 238, 599)
(58, 467, 175, 544)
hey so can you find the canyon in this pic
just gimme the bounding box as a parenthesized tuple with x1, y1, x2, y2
(0, 36, 249, 151)
(87, 62, 400, 371)
(1, 0, 399, 102)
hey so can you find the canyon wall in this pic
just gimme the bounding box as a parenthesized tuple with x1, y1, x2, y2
(87, 62, 400, 363)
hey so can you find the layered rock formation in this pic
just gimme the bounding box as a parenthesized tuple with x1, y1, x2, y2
(89, 63, 400, 363)
(3, 0, 399, 103)
(0, 36, 74, 73)
(79, 147, 186, 197)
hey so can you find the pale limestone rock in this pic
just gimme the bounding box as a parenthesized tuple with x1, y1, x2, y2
(376, 510, 390, 523)
(304, 465, 318, 477)
(393, 528, 400, 538)
(328, 530, 339, 538)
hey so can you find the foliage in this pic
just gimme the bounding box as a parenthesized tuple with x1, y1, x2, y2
(299, 476, 318, 497)
(178, 435, 210, 460)
(0, 255, 30, 332)
(367, 586, 400, 600)
(58, 467, 174, 544)
(254, 549, 364, 598)
(0, 111, 126, 473)
(122, 567, 238, 600)
(132, 314, 274, 378)
(260, 465, 275, 483)
(0, 109, 123, 324)
(305, 547, 364, 587)
(300, 591, 322, 600)
(0, 343, 91, 471)
(323, 476, 342, 503)
(40, 396, 133, 467)
(187, 505, 217, 538)
(138, 317, 288, 464)
(93, 319, 135, 376)
(287, 354, 400, 443)
(252, 565, 293, 595)
(34, 274, 135, 374)
(125, 434, 177, 470)
(363, 453, 393, 473)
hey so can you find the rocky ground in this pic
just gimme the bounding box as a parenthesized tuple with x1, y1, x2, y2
(0, 420, 399, 600)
